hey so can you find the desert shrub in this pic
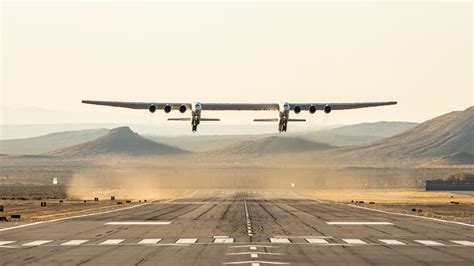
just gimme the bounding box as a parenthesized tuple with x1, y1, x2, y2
(443, 172, 474, 181)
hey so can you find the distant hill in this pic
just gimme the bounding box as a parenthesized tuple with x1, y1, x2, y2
(298, 121, 418, 147)
(0, 128, 109, 155)
(48, 127, 188, 157)
(208, 136, 335, 156)
(425, 152, 474, 166)
(339, 106, 474, 163)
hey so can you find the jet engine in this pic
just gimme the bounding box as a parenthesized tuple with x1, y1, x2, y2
(148, 104, 156, 113)
(324, 104, 332, 114)
(309, 105, 316, 114)
(293, 105, 301, 114)
(179, 104, 187, 113)
(164, 104, 172, 113)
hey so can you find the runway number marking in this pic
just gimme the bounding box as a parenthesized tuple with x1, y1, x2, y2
(378, 239, 405, 245)
(105, 221, 171, 225)
(415, 240, 445, 246)
(306, 238, 329, 244)
(22, 240, 52, 246)
(450, 240, 474, 246)
(176, 238, 197, 244)
(342, 239, 367, 244)
(60, 240, 89, 246)
(137, 239, 162, 244)
(99, 239, 125, 245)
(327, 222, 393, 225)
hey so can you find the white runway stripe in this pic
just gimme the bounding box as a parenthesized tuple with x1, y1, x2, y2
(60, 240, 89, 246)
(176, 238, 197, 244)
(214, 238, 234, 243)
(342, 239, 367, 244)
(415, 240, 444, 246)
(99, 239, 125, 245)
(105, 221, 171, 225)
(269, 238, 291, 243)
(0, 241, 16, 246)
(137, 239, 161, 244)
(378, 239, 405, 245)
(450, 240, 474, 246)
(22, 240, 52, 246)
(327, 222, 393, 225)
(306, 238, 329, 244)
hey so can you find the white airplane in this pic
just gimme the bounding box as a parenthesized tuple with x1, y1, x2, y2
(82, 100, 397, 133)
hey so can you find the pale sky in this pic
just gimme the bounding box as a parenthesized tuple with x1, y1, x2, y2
(1, 1, 472, 128)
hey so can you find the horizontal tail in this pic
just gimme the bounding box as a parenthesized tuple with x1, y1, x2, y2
(254, 118, 278, 122)
(288, 119, 306, 122)
(201, 118, 220, 121)
(168, 118, 191, 121)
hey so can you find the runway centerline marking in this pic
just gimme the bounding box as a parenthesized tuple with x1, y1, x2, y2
(104, 221, 171, 225)
(327, 222, 393, 225)
(22, 240, 53, 246)
(244, 198, 253, 237)
(99, 239, 125, 245)
(415, 240, 445, 246)
(137, 239, 162, 244)
(60, 240, 89, 246)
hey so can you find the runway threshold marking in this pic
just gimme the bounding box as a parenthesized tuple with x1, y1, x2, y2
(104, 221, 171, 225)
(137, 239, 162, 244)
(99, 239, 125, 245)
(342, 239, 367, 244)
(450, 241, 474, 246)
(176, 238, 197, 244)
(223, 261, 289, 265)
(214, 238, 234, 243)
(414, 240, 445, 246)
(269, 238, 291, 244)
(326, 222, 393, 225)
(22, 240, 52, 246)
(378, 239, 405, 245)
(60, 240, 89, 246)
(0, 241, 16, 246)
(306, 238, 329, 244)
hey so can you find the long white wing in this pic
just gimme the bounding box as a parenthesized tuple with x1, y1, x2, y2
(290, 101, 397, 111)
(82, 100, 189, 109)
(82, 100, 396, 111)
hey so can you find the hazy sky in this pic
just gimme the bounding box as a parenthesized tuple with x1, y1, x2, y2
(1, 1, 472, 127)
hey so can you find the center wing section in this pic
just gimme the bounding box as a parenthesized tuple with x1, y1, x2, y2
(201, 103, 279, 111)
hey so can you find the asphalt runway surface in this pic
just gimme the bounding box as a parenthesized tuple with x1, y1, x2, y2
(0, 190, 473, 265)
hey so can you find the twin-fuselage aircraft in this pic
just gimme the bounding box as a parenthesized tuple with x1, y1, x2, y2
(82, 100, 397, 133)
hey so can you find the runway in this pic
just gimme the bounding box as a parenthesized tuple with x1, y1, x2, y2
(0, 190, 473, 265)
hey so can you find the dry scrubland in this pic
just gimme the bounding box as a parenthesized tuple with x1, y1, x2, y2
(304, 189, 474, 224)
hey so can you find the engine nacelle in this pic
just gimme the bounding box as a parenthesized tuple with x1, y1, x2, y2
(179, 104, 187, 113)
(324, 104, 332, 114)
(148, 104, 156, 113)
(293, 105, 301, 114)
(309, 105, 316, 114)
(164, 104, 172, 113)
